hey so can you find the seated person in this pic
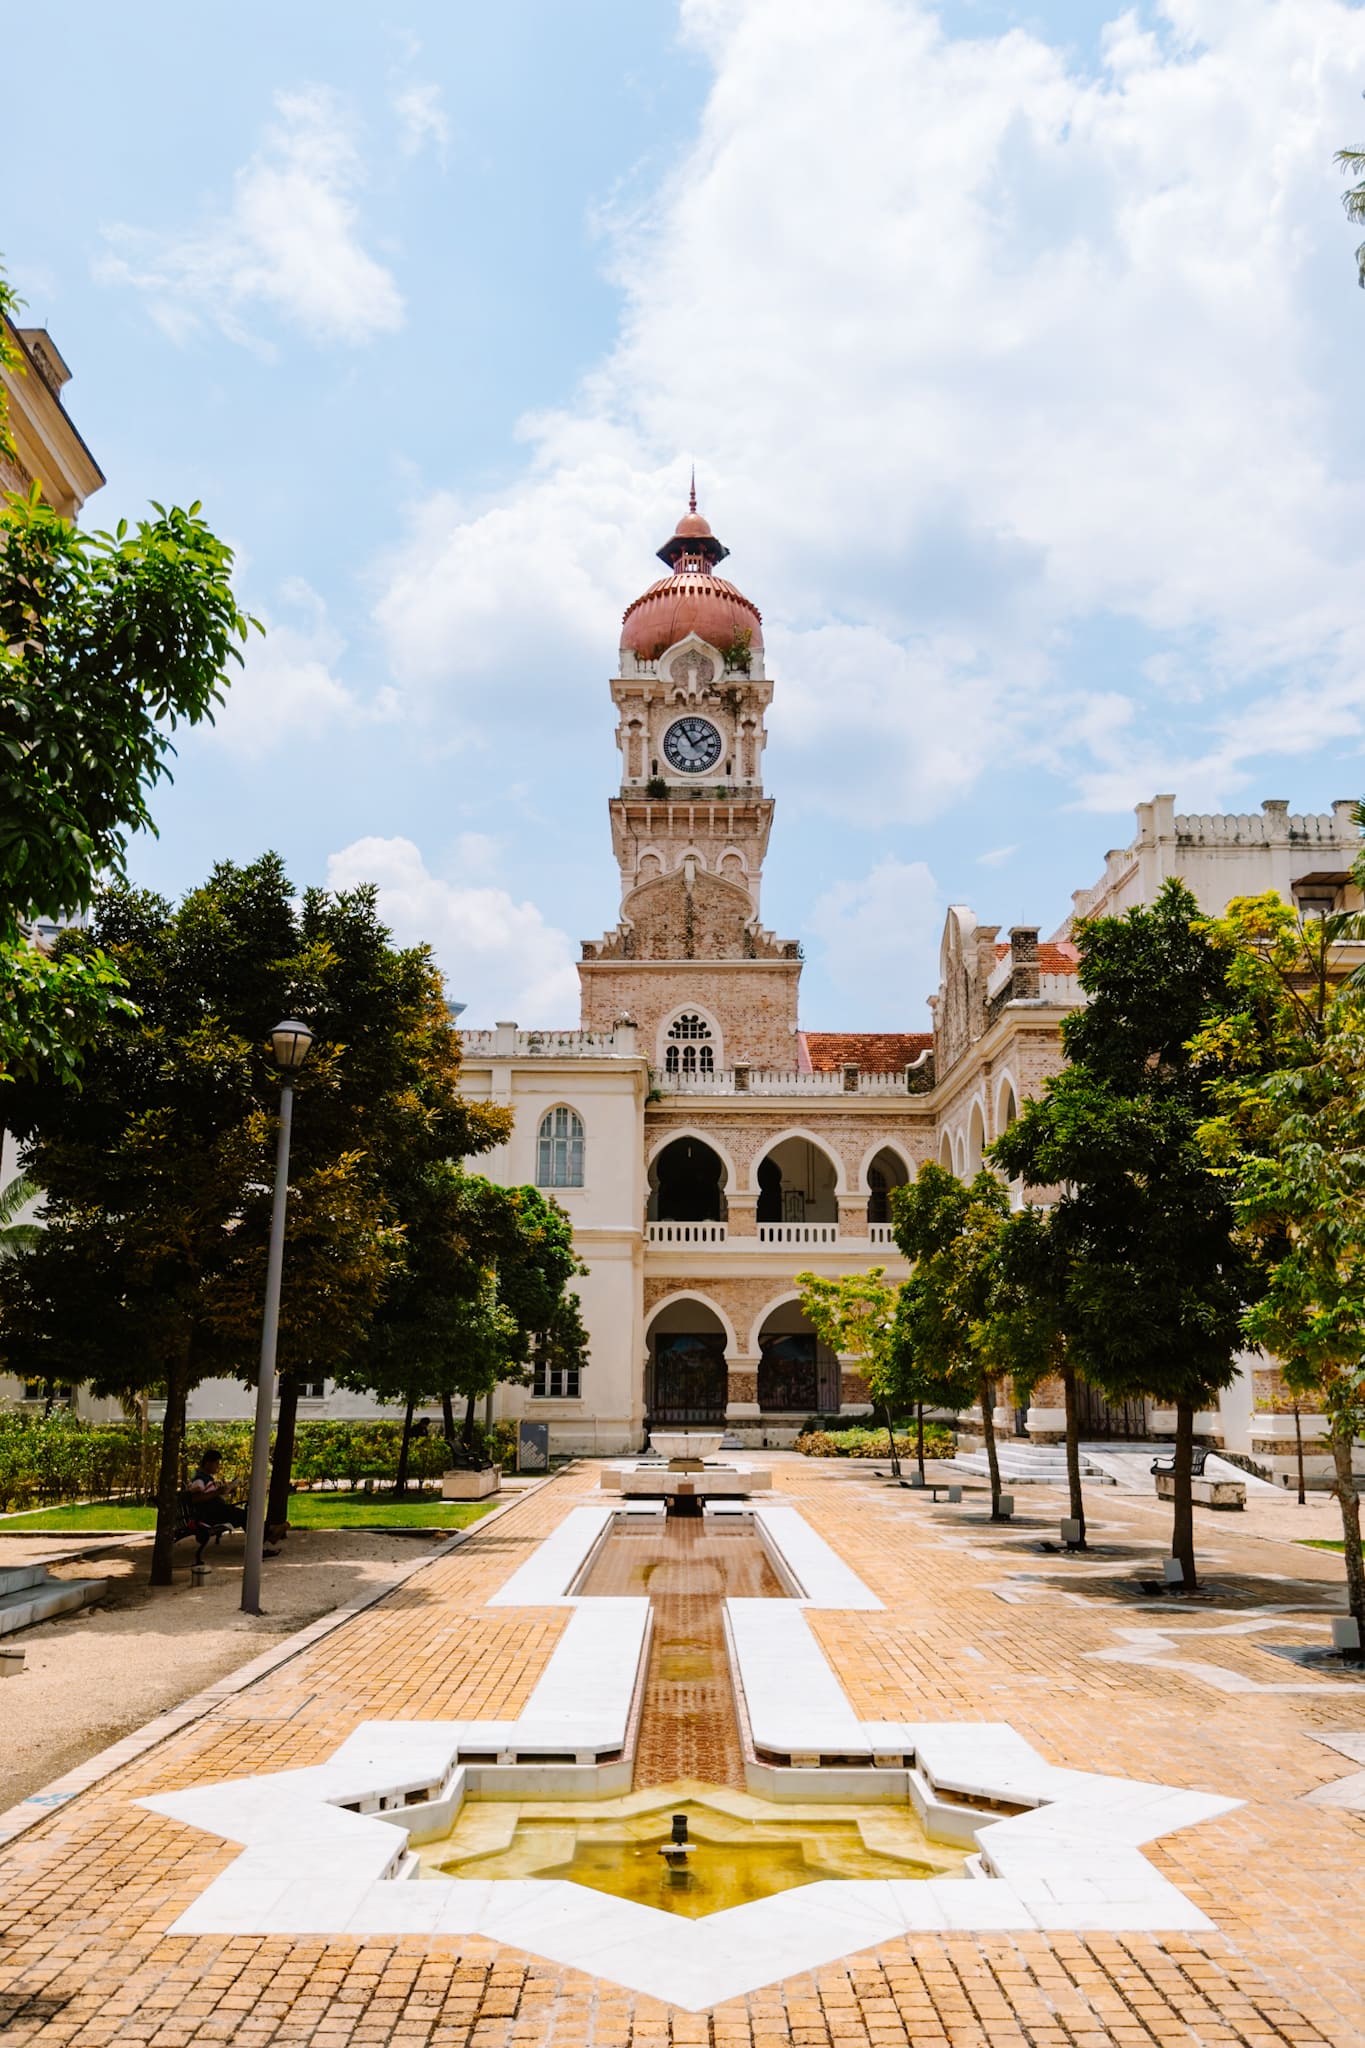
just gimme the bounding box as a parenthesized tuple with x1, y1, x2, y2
(187, 1450, 250, 1531)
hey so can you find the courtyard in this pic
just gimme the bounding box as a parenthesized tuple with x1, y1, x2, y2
(2, 1456, 1363, 2047)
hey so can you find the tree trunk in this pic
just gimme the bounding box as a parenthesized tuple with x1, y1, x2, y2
(916, 1403, 926, 1485)
(442, 1392, 458, 1452)
(1171, 1398, 1197, 1591)
(463, 1392, 479, 1458)
(139, 1393, 151, 1501)
(267, 1370, 299, 1534)
(150, 1365, 189, 1587)
(1331, 1422, 1365, 1655)
(882, 1399, 901, 1479)
(1294, 1402, 1306, 1507)
(394, 1394, 415, 1497)
(980, 1376, 1003, 1520)
(1062, 1358, 1086, 1545)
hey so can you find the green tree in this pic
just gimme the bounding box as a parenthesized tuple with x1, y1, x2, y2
(993, 881, 1249, 1587)
(1192, 884, 1365, 1639)
(0, 498, 256, 1082)
(340, 1172, 587, 1483)
(977, 1202, 1086, 1540)
(0, 1175, 40, 1261)
(891, 1165, 1012, 1519)
(1226, 1002, 1365, 1643)
(1, 257, 255, 1085)
(887, 1267, 979, 1483)
(795, 1268, 903, 1472)
(1337, 138, 1365, 288)
(0, 856, 508, 1580)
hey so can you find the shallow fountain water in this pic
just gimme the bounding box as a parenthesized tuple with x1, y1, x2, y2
(420, 1787, 967, 1917)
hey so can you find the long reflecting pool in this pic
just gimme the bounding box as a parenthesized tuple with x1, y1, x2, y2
(576, 1516, 784, 1787)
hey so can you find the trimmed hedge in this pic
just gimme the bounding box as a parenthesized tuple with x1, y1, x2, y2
(0, 1409, 519, 1513)
(795, 1423, 956, 1462)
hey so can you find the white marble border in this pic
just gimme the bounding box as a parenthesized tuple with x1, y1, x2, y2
(140, 1494, 1240, 2009)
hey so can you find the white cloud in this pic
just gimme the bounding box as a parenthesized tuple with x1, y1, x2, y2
(805, 857, 942, 1028)
(207, 580, 376, 758)
(97, 87, 403, 348)
(368, 0, 1365, 821)
(325, 836, 581, 1026)
(392, 82, 449, 161)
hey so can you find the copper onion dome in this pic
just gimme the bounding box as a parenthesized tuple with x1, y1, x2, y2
(620, 479, 763, 659)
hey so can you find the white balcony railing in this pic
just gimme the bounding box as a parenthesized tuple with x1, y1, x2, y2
(653, 1067, 918, 1096)
(867, 1222, 896, 1245)
(646, 1220, 728, 1245)
(460, 1027, 627, 1056)
(756, 1222, 839, 1245)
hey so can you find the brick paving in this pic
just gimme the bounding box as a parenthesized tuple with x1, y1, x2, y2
(2, 1459, 1363, 2045)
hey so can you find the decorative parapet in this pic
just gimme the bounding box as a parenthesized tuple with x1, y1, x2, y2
(460, 1023, 639, 1058)
(651, 1065, 927, 1096)
(1067, 794, 1362, 926)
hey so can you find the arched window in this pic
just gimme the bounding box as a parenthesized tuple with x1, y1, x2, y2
(664, 1011, 715, 1074)
(537, 1107, 584, 1188)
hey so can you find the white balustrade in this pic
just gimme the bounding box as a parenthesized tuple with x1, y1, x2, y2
(867, 1222, 896, 1244)
(652, 1067, 916, 1096)
(459, 1028, 628, 1056)
(646, 1220, 728, 1245)
(755, 1222, 839, 1245)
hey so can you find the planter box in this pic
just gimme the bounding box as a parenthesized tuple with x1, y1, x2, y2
(441, 1468, 501, 1501)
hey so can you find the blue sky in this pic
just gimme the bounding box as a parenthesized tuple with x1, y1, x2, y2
(7, 0, 1365, 1027)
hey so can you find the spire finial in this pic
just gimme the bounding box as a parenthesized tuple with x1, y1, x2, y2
(689, 466, 697, 514)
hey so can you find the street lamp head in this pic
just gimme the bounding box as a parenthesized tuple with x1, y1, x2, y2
(270, 1019, 315, 1071)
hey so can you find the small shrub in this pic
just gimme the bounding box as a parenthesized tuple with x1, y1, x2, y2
(794, 1423, 956, 1463)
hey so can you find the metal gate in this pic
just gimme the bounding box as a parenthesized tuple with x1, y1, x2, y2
(649, 1331, 728, 1424)
(1076, 1378, 1150, 1439)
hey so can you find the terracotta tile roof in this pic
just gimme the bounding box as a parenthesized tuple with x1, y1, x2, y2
(994, 940, 1080, 974)
(800, 1031, 934, 1073)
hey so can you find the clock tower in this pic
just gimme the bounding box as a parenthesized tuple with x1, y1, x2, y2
(579, 491, 803, 1068)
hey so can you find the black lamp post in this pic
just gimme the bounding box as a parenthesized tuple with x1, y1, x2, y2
(241, 1019, 314, 1614)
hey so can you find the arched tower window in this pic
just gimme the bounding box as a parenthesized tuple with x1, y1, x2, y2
(537, 1107, 584, 1188)
(664, 1012, 715, 1074)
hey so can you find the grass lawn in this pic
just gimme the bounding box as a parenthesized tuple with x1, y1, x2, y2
(1299, 1538, 1365, 1554)
(0, 1493, 501, 1533)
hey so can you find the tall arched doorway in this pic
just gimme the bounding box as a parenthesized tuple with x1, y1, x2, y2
(756, 1301, 841, 1417)
(647, 1298, 729, 1425)
(649, 1137, 728, 1223)
(754, 1136, 838, 1225)
(866, 1146, 909, 1226)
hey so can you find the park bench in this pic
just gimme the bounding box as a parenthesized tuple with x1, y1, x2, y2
(172, 1491, 243, 1565)
(1150, 1447, 1245, 1510)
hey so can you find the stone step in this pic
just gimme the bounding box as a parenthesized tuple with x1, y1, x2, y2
(952, 1447, 1113, 1484)
(0, 1563, 51, 1597)
(0, 1566, 107, 1636)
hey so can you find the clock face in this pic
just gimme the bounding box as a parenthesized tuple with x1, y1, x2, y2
(662, 716, 723, 774)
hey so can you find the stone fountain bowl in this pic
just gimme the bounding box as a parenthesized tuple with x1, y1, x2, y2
(648, 1431, 724, 1463)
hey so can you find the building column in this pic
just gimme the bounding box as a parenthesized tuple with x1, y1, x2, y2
(1026, 1370, 1066, 1444)
(726, 1357, 761, 1429)
(727, 1195, 757, 1239)
(837, 1351, 872, 1417)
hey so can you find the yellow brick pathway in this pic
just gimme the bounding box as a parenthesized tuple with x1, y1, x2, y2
(1, 1460, 1362, 2046)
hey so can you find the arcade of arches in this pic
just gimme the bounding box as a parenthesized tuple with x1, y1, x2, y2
(645, 1294, 836, 1426)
